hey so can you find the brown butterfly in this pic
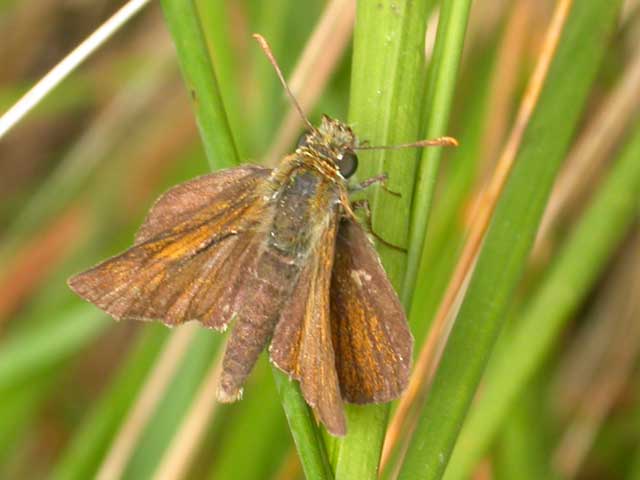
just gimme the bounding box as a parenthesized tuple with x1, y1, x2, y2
(68, 34, 456, 436)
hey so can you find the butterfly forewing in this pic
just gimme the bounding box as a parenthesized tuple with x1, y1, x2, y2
(135, 165, 270, 244)
(68, 166, 270, 329)
(330, 218, 412, 404)
(269, 212, 347, 436)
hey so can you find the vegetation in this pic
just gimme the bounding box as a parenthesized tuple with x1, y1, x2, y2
(0, 1, 638, 479)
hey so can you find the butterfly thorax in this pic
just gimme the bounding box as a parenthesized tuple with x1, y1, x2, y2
(268, 167, 336, 256)
(248, 116, 359, 299)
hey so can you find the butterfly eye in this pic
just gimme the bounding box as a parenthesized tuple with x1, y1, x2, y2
(337, 152, 358, 178)
(297, 132, 311, 148)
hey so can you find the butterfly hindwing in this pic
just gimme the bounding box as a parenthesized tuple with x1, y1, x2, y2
(68, 166, 271, 330)
(330, 218, 412, 404)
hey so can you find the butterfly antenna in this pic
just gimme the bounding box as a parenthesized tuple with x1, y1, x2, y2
(354, 136, 459, 151)
(253, 33, 315, 132)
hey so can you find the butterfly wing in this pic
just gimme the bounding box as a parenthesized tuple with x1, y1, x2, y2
(135, 165, 270, 244)
(330, 218, 412, 404)
(68, 165, 271, 330)
(269, 213, 346, 436)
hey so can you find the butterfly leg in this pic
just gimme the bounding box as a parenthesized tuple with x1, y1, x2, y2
(349, 173, 401, 197)
(351, 199, 407, 252)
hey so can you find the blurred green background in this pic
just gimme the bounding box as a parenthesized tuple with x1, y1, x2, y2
(0, 1, 639, 479)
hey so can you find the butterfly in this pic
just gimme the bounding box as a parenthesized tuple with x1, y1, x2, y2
(68, 34, 456, 436)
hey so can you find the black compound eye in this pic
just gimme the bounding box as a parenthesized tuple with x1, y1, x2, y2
(337, 151, 358, 178)
(296, 132, 310, 148)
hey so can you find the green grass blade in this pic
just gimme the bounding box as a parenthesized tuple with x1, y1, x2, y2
(410, 38, 497, 342)
(159, 4, 329, 475)
(444, 119, 640, 480)
(349, 0, 434, 281)
(273, 370, 334, 479)
(160, 0, 239, 169)
(335, 1, 435, 478)
(402, 0, 472, 305)
(398, 1, 624, 479)
(195, 0, 247, 159)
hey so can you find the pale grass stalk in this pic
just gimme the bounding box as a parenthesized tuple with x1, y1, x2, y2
(381, 0, 575, 468)
(424, 10, 440, 60)
(0, 0, 152, 139)
(151, 348, 224, 480)
(477, 0, 531, 177)
(622, 0, 640, 20)
(96, 323, 199, 480)
(263, 0, 355, 165)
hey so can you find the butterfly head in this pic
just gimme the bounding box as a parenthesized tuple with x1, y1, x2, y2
(296, 115, 359, 179)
